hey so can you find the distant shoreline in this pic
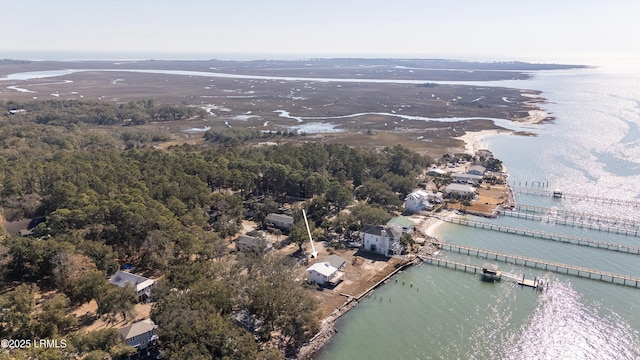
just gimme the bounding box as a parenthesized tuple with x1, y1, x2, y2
(0, 58, 563, 157)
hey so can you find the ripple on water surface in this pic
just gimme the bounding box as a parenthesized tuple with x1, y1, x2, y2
(501, 281, 640, 360)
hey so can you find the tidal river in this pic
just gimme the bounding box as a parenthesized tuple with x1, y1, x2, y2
(317, 65, 640, 359)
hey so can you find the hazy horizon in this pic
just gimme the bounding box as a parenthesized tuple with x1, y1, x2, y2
(3, 1, 639, 69)
(3, 49, 636, 68)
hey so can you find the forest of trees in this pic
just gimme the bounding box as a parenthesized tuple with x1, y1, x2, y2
(2, 99, 207, 126)
(0, 100, 434, 359)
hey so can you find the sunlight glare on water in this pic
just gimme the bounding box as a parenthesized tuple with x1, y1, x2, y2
(503, 281, 640, 360)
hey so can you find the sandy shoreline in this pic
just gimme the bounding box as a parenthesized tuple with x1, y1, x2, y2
(300, 126, 512, 358)
(456, 129, 509, 155)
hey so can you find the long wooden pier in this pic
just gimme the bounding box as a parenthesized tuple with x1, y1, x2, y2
(433, 215, 640, 254)
(420, 257, 545, 290)
(436, 242, 640, 288)
(513, 204, 640, 227)
(512, 187, 640, 207)
(420, 256, 484, 275)
(500, 207, 640, 237)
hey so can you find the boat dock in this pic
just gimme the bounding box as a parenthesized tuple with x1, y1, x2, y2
(512, 187, 640, 207)
(432, 215, 640, 254)
(435, 242, 640, 288)
(499, 204, 640, 236)
(419, 256, 544, 289)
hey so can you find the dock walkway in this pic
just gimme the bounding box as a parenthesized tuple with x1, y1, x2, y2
(512, 187, 640, 207)
(420, 256, 544, 289)
(436, 242, 640, 288)
(499, 204, 640, 236)
(433, 215, 640, 254)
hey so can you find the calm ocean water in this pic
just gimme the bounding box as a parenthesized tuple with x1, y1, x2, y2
(318, 66, 640, 359)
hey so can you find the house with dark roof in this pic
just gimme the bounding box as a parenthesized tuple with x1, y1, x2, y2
(361, 224, 403, 257)
(108, 270, 155, 302)
(119, 319, 158, 350)
(265, 213, 294, 232)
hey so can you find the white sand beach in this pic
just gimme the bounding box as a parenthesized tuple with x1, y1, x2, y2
(457, 129, 509, 155)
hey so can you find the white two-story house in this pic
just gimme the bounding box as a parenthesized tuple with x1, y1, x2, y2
(362, 224, 403, 257)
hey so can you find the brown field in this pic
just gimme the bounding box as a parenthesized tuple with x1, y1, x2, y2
(465, 183, 511, 215)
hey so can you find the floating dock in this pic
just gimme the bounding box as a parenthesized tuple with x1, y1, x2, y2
(432, 215, 640, 254)
(436, 242, 640, 288)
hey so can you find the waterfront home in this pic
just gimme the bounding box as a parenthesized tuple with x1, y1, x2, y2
(467, 165, 486, 176)
(362, 224, 403, 257)
(387, 216, 414, 235)
(265, 213, 294, 232)
(452, 173, 483, 185)
(306, 261, 344, 286)
(404, 190, 432, 213)
(109, 270, 155, 302)
(119, 319, 158, 350)
(445, 183, 477, 199)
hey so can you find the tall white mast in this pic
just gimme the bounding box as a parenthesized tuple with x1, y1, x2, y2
(302, 209, 318, 258)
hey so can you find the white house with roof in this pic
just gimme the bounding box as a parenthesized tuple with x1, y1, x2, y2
(109, 270, 155, 302)
(306, 261, 344, 286)
(452, 173, 483, 185)
(404, 190, 432, 214)
(362, 224, 403, 257)
(387, 216, 414, 235)
(445, 183, 477, 198)
(119, 319, 158, 350)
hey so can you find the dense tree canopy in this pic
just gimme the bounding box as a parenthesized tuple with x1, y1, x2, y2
(0, 102, 435, 358)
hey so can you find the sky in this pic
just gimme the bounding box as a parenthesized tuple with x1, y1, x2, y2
(3, 0, 640, 65)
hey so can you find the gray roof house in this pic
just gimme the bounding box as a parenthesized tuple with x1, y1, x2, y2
(452, 173, 483, 185)
(445, 183, 477, 198)
(119, 319, 158, 350)
(468, 165, 486, 176)
(109, 270, 155, 302)
(235, 235, 271, 252)
(265, 213, 294, 231)
(324, 254, 347, 271)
